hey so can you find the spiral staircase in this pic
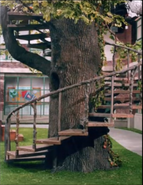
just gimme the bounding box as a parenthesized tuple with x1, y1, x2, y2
(3, 11, 142, 163)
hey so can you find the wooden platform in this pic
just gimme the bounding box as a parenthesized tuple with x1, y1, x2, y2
(58, 129, 88, 136)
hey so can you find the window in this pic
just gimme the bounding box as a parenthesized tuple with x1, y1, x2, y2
(136, 18, 142, 41)
(4, 75, 50, 116)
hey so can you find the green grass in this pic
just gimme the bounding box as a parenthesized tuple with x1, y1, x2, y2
(0, 128, 142, 185)
(115, 127, 142, 134)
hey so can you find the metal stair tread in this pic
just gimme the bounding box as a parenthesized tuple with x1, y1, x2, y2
(58, 129, 88, 136)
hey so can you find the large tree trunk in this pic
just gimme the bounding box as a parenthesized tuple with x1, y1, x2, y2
(47, 19, 112, 172)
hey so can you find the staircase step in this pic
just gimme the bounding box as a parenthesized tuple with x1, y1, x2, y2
(105, 97, 140, 102)
(36, 137, 61, 145)
(7, 11, 43, 21)
(97, 104, 142, 109)
(16, 144, 53, 152)
(87, 122, 114, 127)
(89, 113, 111, 118)
(7, 23, 49, 31)
(28, 42, 51, 50)
(105, 90, 141, 94)
(58, 129, 88, 136)
(105, 82, 138, 87)
(89, 113, 134, 118)
(36, 136, 71, 145)
(7, 149, 48, 158)
(15, 33, 48, 41)
(6, 155, 45, 162)
(105, 77, 128, 82)
(112, 113, 134, 118)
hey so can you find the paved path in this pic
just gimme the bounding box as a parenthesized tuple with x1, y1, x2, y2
(109, 128, 142, 156)
(11, 124, 142, 156)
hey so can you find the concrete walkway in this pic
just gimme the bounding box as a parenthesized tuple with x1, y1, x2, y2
(11, 124, 142, 156)
(109, 128, 142, 156)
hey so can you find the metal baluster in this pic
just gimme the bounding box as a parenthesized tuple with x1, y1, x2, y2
(15, 111, 20, 157)
(84, 83, 90, 132)
(58, 92, 62, 139)
(32, 101, 37, 150)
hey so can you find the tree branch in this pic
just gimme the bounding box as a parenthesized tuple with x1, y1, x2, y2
(0, 6, 51, 76)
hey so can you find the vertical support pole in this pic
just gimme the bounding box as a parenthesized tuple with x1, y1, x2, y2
(15, 111, 20, 157)
(84, 83, 90, 132)
(58, 92, 62, 139)
(110, 46, 116, 123)
(32, 101, 37, 150)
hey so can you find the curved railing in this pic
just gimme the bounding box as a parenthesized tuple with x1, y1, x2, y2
(5, 42, 142, 159)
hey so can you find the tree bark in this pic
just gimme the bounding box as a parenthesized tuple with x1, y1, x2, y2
(47, 19, 112, 172)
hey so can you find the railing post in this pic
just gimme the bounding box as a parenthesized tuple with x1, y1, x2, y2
(127, 49, 130, 81)
(15, 111, 20, 157)
(84, 83, 90, 131)
(5, 117, 11, 161)
(32, 101, 37, 150)
(58, 92, 62, 138)
(137, 53, 141, 81)
(110, 46, 116, 123)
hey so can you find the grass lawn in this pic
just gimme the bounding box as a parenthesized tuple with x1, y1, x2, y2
(0, 128, 142, 185)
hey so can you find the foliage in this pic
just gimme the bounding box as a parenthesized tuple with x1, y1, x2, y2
(103, 135, 122, 167)
(110, 40, 142, 71)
